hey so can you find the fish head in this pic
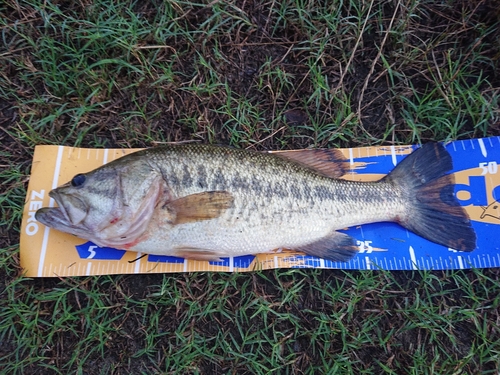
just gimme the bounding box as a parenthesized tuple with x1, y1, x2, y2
(36, 156, 164, 248)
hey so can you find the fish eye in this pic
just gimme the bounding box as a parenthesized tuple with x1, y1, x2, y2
(71, 174, 86, 187)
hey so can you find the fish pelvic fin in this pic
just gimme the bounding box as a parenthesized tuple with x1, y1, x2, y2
(383, 143, 476, 251)
(172, 247, 225, 261)
(296, 232, 358, 262)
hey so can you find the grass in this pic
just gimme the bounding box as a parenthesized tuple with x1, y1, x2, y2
(1, 0, 500, 373)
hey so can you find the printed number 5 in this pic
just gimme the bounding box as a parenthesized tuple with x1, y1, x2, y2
(479, 161, 498, 175)
(87, 246, 97, 259)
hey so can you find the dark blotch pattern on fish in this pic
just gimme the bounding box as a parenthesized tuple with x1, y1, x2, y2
(231, 171, 250, 190)
(182, 165, 193, 188)
(213, 169, 227, 189)
(289, 179, 303, 200)
(167, 170, 180, 188)
(250, 177, 263, 194)
(314, 185, 334, 201)
(271, 182, 289, 198)
(303, 184, 312, 201)
(197, 165, 207, 189)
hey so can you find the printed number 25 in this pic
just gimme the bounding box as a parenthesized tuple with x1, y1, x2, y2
(357, 240, 373, 253)
(479, 161, 498, 175)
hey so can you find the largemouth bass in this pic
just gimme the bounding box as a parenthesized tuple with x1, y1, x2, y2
(35, 143, 476, 261)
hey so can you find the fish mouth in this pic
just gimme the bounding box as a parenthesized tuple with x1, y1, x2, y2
(35, 190, 88, 229)
(35, 206, 71, 228)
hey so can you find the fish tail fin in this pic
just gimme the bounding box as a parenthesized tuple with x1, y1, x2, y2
(383, 143, 476, 251)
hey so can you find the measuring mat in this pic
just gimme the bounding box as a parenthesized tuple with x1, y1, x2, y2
(20, 138, 500, 277)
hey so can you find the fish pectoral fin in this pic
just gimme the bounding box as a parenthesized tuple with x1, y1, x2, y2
(172, 247, 225, 261)
(274, 149, 348, 179)
(295, 232, 358, 262)
(167, 191, 234, 225)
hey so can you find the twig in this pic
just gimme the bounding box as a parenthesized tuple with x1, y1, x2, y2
(333, 0, 376, 95)
(357, 0, 401, 129)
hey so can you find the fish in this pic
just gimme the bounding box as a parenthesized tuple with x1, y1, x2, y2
(35, 143, 476, 262)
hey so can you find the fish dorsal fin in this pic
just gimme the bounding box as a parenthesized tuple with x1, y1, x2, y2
(274, 149, 347, 179)
(167, 191, 234, 225)
(172, 247, 225, 261)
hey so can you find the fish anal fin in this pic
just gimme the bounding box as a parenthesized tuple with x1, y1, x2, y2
(274, 149, 348, 179)
(296, 232, 358, 262)
(167, 191, 234, 225)
(173, 247, 225, 261)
